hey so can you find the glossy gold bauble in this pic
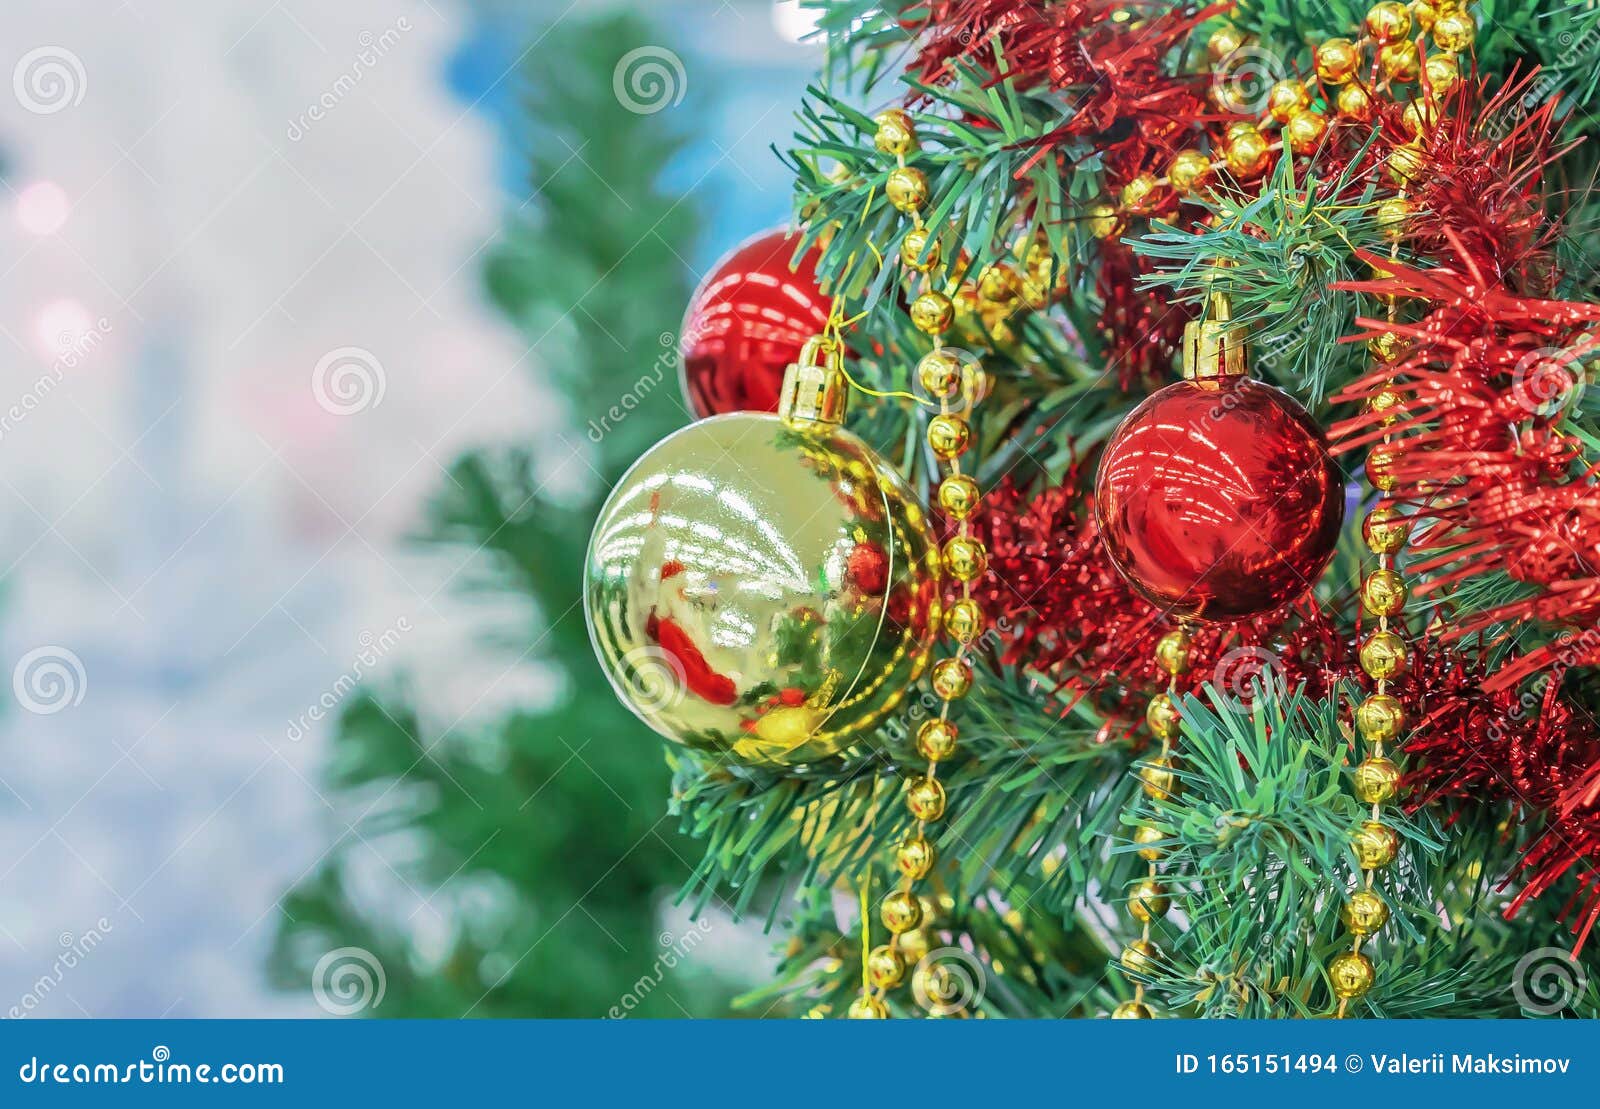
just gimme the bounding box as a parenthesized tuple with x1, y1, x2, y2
(1370, 387, 1403, 424)
(1360, 630, 1408, 681)
(1112, 1000, 1154, 1019)
(1408, 1, 1438, 32)
(917, 718, 959, 762)
(1141, 756, 1179, 802)
(1424, 53, 1459, 98)
(874, 109, 918, 156)
(1353, 756, 1402, 805)
(585, 408, 939, 767)
(886, 167, 930, 212)
(1129, 878, 1171, 923)
(1167, 149, 1213, 196)
(868, 945, 907, 989)
(1363, 568, 1408, 617)
(1121, 939, 1161, 974)
(1268, 79, 1312, 123)
(918, 350, 963, 400)
(1225, 130, 1272, 179)
(977, 263, 1023, 307)
(911, 291, 955, 334)
(1352, 820, 1400, 869)
(1363, 505, 1409, 554)
(1401, 99, 1438, 138)
(1368, 330, 1407, 363)
(1368, 443, 1400, 491)
(1380, 41, 1421, 83)
(1341, 889, 1391, 935)
(944, 598, 985, 644)
(1328, 951, 1376, 999)
(942, 535, 988, 581)
(1134, 823, 1167, 861)
(901, 227, 941, 272)
(1356, 693, 1405, 743)
(907, 775, 948, 821)
(1207, 24, 1246, 63)
(897, 835, 937, 879)
(1375, 197, 1413, 240)
(1120, 173, 1161, 215)
(1365, 1, 1412, 42)
(882, 890, 923, 934)
(1146, 693, 1181, 739)
(1432, 8, 1476, 53)
(1338, 83, 1375, 122)
(1286, 109, 1329, 155)
(847, 994, 889, 1019)
(1087, 202, 1122, 240)
(1155, 630, 1192, 676)
(927, 413, 971, 459)
(1385, 141, 1426, 184)
(938, 474, 981, 520)
(931, 657, 973, 701)
(1315, 38, 1360, 84)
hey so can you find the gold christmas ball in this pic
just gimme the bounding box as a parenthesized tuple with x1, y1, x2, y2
(1285, 109, 1329, 156)
(977, 263, 1023, 306)
(1352, 820, 1400, 869)
(901, 227, 942, 272)
(944, 598, 985, 644)
(1368, 330, 1407, 363)
(1341, 889, 1391, 935)
(886, 166, 930, 213)
(1207, 24, 1246, 63)
(1370, 387, 1403, 425)
(1224, 129, 1272, 179)
(1365, 1, 1413, 43)
(1356, 693, 1405, 743)
(1375, 197, 1413, 240)
(897, 835, 937, 879)
(937, 473, 981, 520)
(1267, 79, 1312, 124)
(1380, 40, 1421, 83)
(1385, 142, 1426, 184)
(847, 994, 890, 1019)
(1121, 939, 1161, 975)
(881, 890, 923, 934)
(927, 413, 971, 460)
(1134, 823, 1167, 861)
(1360, 630, 1408, 681)
(918, 350, 963, 399)
(1362, 568, 1408, 617)
(1337, 83, 1375, 122)
(1129, 878, 1171, 922)
(585, 409, 939, 767)
(1401, 99, 1438, 137)
(1086, 202, 1122, 240)
(1363, 505, 1409, 555)
(1226, 121, 1260, 142)
(911, 291, 955, 334)
(1409, 1, 1438, 33)
(1367, 443, 1400, 492)
(1141, 755, 1179, 802)
(1353, 756, 1402, 805)
(931, 656, 973, 701)
(942, 535, 988, 582)
(917, 718, 959, 762)
(1424, 53, 1459, 98)
(1120, 173, 1160, 214)
(867, 945, 907, 989)
(1112, 1000, 1154, 1019)
(1315, 38, 1361, 84)
(874, 109, 918, 156)
(1167, 150, 1213, 196)
(1146, 693, 1181, 740)
(1328, 951, 1376, 999)
(1155, 630, 1192, 676)
(1432, 8, 1476, 53)
(907, 775, 948, 821)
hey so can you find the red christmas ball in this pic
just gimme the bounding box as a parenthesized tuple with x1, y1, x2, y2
(679, 229, 830, 418)
(1094, 375, 1345, 623)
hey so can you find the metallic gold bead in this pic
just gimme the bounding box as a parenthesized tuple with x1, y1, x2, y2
(1367, 444, 1400, 492)
(897, 835, 937, 880)
(1385, 141, 1425, 184)
(906, 775, 947, 821)
(1224, 130, 1271, 179)
(1374, 197, 1412, 239)
(1366, 1, 1412, 43)
(1119, 173, 1160, 214)
(937, 474, 981, 520)
(900, 226, 941, 272)
(977, 263, 1023, 307)
(1226, 121, 1260, 143)
(1337, 82, 1375, 122)
(1141, 755, 1179, 802)
(873, 108, 917, 156)
(1120, 939, 1160, 975)
(1128, 878, 1171, 923)
(931, 657, 973, 701)
(1360, 630, 1408, 681)
(1207, 24, 1246, 63)
(1353, 756, 1402, 805)
(881, 890, 923, 934)
(1315, 38, 1360, 84)
(1154, 630, 1192, 676)
(1341, 889, 1391, 935)
(1356, 693, 1405, 743)
(1285, 109, 1328, 156)
(1401, 99, 1438, 138)
(847, 994, 889, 1019)
(1363, 505, 1409, 555)
(944, 598, 985, 644)
(1267, 79, 1312, 123)
(1133, 823, 1166, 861)
(1352, 820, 1400, 869)
(1370, 388, 1403, 427)
(1380, 40, 1421, 83)
(918, 350, 962, 400)
(927, 413, 971, 460)
(1424, 53, 1459, 98)
(1145, 693, 1181, 740)
(910, 291, 955, 334)
(1362, 568, 1407, 617)
(1432, 8, 1476, 53)
(1408, 1, 1438, 33)
(1086, 202, 1122, 240)
(886, 166, 929, 213)
(1328, 951, 1376, 999)
(1368, 330, 1407, 363)
(867, 945, 906, 989)
(917, 718, 959, 762)
(1112, 1000, 1154, 1019)
(1167, 149, 1213, 196)
(942, 535, 988, 582)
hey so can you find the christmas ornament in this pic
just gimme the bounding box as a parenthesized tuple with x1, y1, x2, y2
(587, 337, 940, 767)
(1094, 300, 1345, 623)
(679, 229, 830, 418)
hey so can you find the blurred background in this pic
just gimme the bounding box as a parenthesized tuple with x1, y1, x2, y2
(0, 0, 821, 1018)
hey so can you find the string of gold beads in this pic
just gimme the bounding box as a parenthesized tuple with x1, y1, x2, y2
(1111, 622, 1194, 1019)
(848, 107, 989, 1019)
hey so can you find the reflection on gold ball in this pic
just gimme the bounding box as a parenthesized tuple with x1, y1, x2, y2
(927, 413, 971, 460)
(944, 598, 985, 644)
(918, 350, 962, 398)
(1121, 939, 1161, 974)
(1285, 109, 1328, 156)
(1328, 951, 1376, 999)
(1315, 38, 1360, 84)
(867, 945, 906, 989)
(1207, 24, 1246, 63)
(1401, 99, 1438, 138)
(1141, 756, 1179, 802)
(886, 167, 929, 213)
(1225, 129, 1272, 179)
(1367, 444, 1400, 492)
(881, 890, 923, 934)
(911, 291, 955, 334)
(1424, 53, 1459, 98)
(1352, 820, 1400, 869)
(931, 657, 973, 701)
(1129, 878, 1171, 923)
(901, 227, 941, 272)
(1385, 142, 1426, 184)
(1370, 387, 1403, 426)
(1362, 568, 1408, 617)
(1134, 823, 1167, 861)
(1353, 756, 1402, 805)
(1368, 330, 1407, 363)
(1337, 83, 1375, 122)
(1268, 79, 1312, 123)
(1380, 40, 1421, 83)
(1433, 9, 1476, 53)
(897, 835, 936, 879)
(1168, 150, 1213, 196)
(1366, 1, 1412, 43)
(1120, 173, 1160, 214)
(1087, 202, 1122, 240)
(1374, 197, 1412, 239)
(874, 109, 917, 156)
(1409, 1, 1438, 33)
(1155, 630, 1192, 676)
(1356, 693, 1405, 743)
(847, 994, 889, 1019)
(1341, 889, 1391, 935)
(942, 535, 988, 582)
(1363, 505, 1408, 554)
(907, 775, 948, 821)
(938, 474, 981, 520)
(1360, 630, 1408, 681)
(1146, 693, 1181, 740)
(1112, 1000, 1154, 1019)
(917, 718, 959, 762)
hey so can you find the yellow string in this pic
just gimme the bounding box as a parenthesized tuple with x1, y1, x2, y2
(859, 863, 873, 996)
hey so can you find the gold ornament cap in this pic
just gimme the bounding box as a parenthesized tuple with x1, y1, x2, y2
(1182, 292, 1248, 380)
(778, 336, 848, 431)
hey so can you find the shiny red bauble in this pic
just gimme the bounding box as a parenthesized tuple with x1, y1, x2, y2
(1094, 374, 1345, 623)
(679, 229, 830, 418)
